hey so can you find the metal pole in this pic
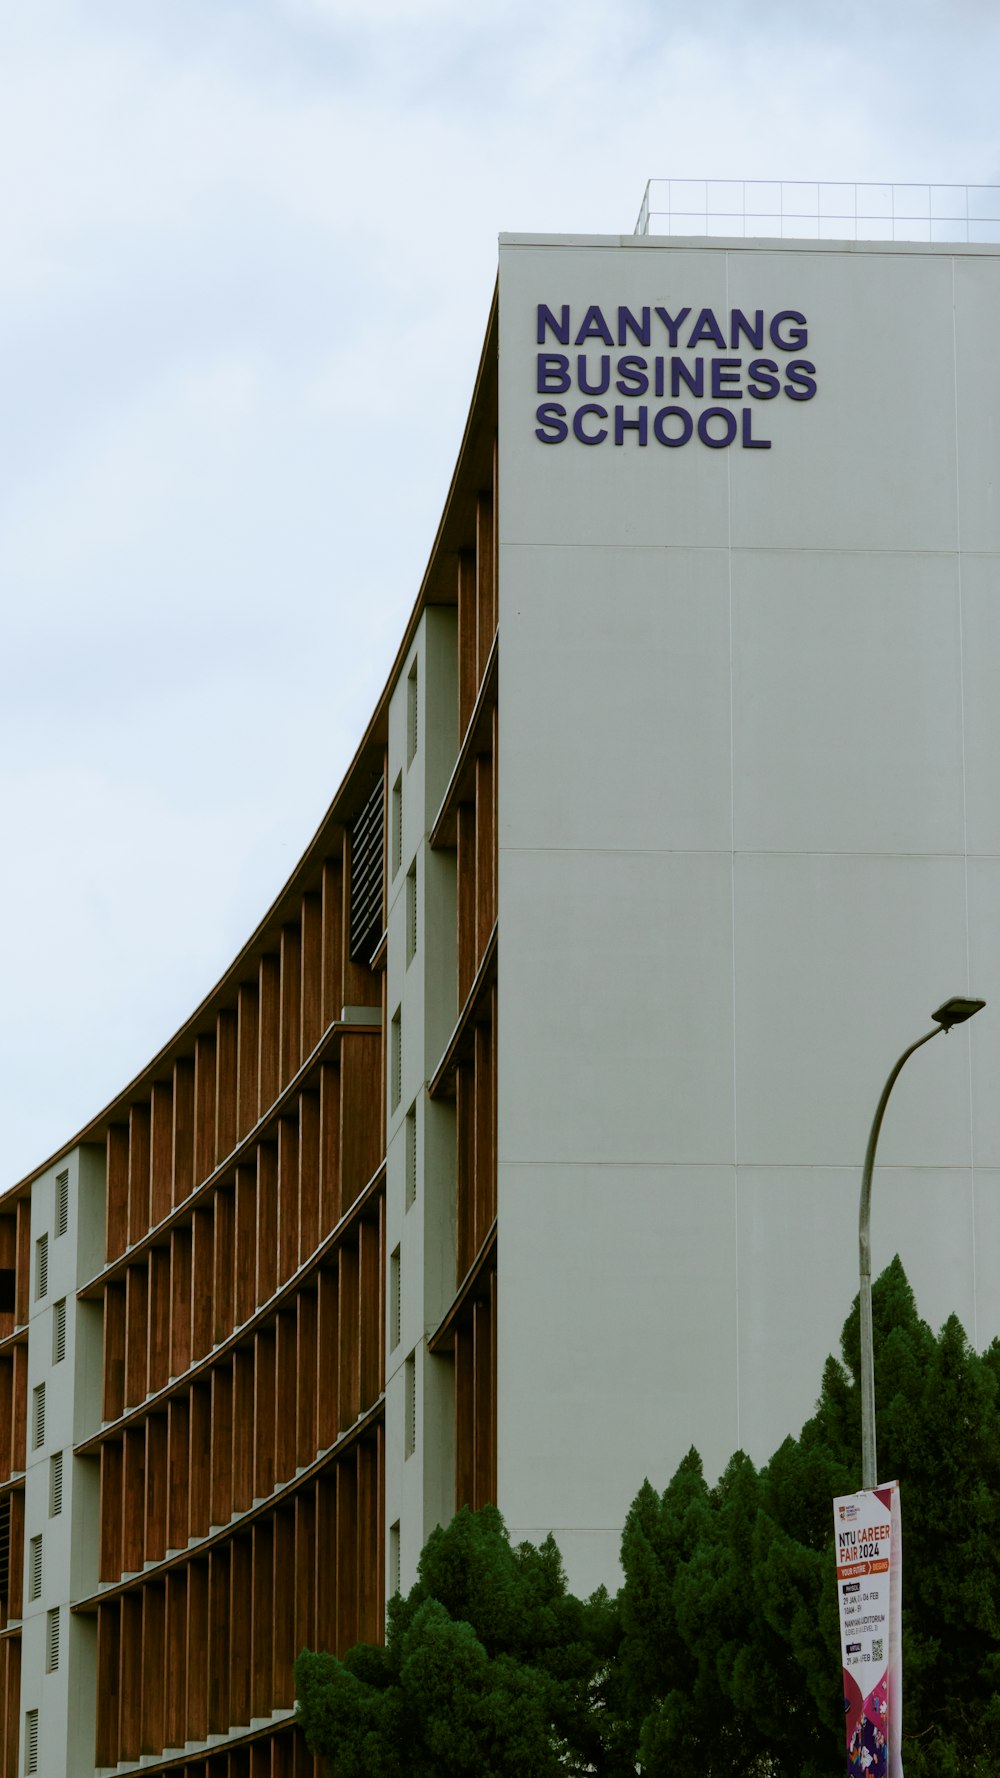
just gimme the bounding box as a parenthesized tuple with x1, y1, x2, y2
(858, 1026, 941, 1489)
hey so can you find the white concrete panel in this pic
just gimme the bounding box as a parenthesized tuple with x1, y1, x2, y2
(498, 848, 735, 1166)
(736, 1165, 860, 1465)
(870, 1165, 977, 1344)
(966, 858, 1000, 1167)
(973, 1168, 1000, 1349)
(960, 553, 1000, 855)
(954, 257, 1000, 554)
(728, 247, 959, 554)
(499, 240, 732, 550)
(736, 1164, 979, 1468)
(731, 548, 964, 854)
(733, 852, 971, 1167)
(500, 543, 732, 854)
(497, 1162, 738, 1536)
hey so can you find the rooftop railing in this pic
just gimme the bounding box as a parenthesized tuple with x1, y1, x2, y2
(634, 180, 1000, 244)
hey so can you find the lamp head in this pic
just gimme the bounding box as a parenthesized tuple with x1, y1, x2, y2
(932, 996, 986, 1030)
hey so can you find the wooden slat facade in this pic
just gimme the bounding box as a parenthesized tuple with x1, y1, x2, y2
(0, 302, 500, 1775)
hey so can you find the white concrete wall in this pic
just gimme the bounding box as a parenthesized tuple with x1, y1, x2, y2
(384, 607, 458, 1597)
(20, 1145, 102, 1776)
(496, 233, 1000, 1597)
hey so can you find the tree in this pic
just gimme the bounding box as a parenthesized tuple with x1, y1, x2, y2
(298, 1260, 1000, 1775)
(618, 1257, 1000, 1776)
(295, 1501, 631, 1777)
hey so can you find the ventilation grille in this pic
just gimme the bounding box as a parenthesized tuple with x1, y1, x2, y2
(389, 1520, 401, 1597)
(349, 775, 385, 966)
(25, 1708, 38, 1775)
(35, 1232, 48, 1301)
(391, 774, 402, 879)
(406, 866, 417, 966)
(49, 1451, 64, 1519)
(46, 1606, 60, 1673)
(32, 1383, 45, 1451)
(52, 1298, 67, 1365)
(405, 1353, 416, 1459)
(55, 1169, 69, 1238)
(29, 1533, 42, 1602)
(390, 1248, 401, 1352)
(405, 1106, 417, 1211)
(391, 1010, 402, 1113)
(407, 661, 418, 765)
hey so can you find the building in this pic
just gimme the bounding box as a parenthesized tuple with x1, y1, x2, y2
(2, 182, 1000, 1775)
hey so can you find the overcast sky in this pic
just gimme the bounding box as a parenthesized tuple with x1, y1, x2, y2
(2, 0, 998, 1186)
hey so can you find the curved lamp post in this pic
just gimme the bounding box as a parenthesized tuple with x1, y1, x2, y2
(859, 995, 985, 1490)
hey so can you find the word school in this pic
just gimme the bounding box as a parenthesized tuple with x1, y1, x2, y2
(533, 303, 818, 451)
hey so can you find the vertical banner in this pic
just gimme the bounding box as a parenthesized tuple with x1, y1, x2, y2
(833, 1482, 902, 1777)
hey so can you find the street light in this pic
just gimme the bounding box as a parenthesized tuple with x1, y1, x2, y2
(859, 996, 986, 1490)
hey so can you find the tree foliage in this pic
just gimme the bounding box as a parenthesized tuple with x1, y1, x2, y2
(297, 1260, 1000, 1775)
(295, 1500, 629, 1777)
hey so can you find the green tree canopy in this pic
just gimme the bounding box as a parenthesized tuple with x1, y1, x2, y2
(298, 1260, 1000, 1776)
(295, 1500, 629, 1777)
(618, 1256, 1000, 1777)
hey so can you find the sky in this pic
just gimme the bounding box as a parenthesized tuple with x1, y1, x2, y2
(2, 0, 999, 1187)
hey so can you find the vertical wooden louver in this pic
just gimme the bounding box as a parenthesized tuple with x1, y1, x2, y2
(349, 776, 385, 967)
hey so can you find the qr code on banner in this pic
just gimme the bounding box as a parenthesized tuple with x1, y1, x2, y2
(872, 1638, 883, 1662)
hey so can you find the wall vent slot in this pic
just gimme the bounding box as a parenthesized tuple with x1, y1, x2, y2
(52, 1298, 67, 1365)
(390, 1247, 401, 1351)
(35, 1232, 48, 1301)
(390, 1520, 401, 1597)
(55, 1170, 69, 1238)
(406, 866, 417, 966)
(25, 1709, 38, 1775)
(405, 1106, 417, 1211)
(405, 1352, 416, 1459)
(46, 1606, 60, 1672)
(28, 1533, 42, 1602)
(391, 1009, 402, 1113)
(32, 1383, 45, 1451)
(407, 660, 418, 766)
(49, 1451, 64, 1518)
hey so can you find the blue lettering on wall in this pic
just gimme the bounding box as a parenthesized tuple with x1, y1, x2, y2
(577, 354, 612, 396)
(575, 306, 614, 346)
(653, 406, 694, 447)
(784, 360, 817, 400)
(616, 356, 650, 397)
(535, 403, 569, 443)
(537, 354, 571, 394)
(654, 306, 691, 347)
(770, 310, 808, 351)
(614, 406, 648, 445)
(688, 309, 727, 349)
(573, 404, 609, 444)
(711, 358, 742, 401)
(532, 301, 817, 449)
(618, 306, 651, 346)
(731, 309, 765, 350)
(537, 305, 570, 344)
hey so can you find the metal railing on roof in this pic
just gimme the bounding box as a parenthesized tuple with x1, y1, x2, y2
(634, 179, 1000, 243)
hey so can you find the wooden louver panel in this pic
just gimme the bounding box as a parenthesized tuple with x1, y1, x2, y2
(349, 776, 385, 966)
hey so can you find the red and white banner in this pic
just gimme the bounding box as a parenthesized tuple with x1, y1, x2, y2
(833, 1482, 902, 1777)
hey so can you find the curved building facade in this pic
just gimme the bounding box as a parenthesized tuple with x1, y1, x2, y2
(3, 221, 1000, 1773)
